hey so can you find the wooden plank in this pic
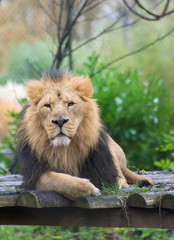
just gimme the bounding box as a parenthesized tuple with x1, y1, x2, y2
(0, 206, 174, 229)
(0, 171, 174, 210)
(16, 190, 72, 208)
(73, 195, 124, 209)
(0, 195, 19, 207)
(0, 207, 128, 227)
(141, 172, 174, 184)
(0, 175, 22, 182)
(141, 170, 171, 175)
(0, 187, 21, 195)
(161, 191, 174, 209)
(127, 192, 161, 208)
(0, 181, 22, 188)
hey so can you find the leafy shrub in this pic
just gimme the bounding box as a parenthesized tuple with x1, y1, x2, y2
(155, 128, 174, 171)
(77, 52, 173, 170)
(0, 226, 173, 240)
(0, 98, 27, 173)
(0, 110, 18, 173)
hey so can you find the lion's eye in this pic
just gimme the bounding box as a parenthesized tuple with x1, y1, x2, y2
(68, 102, 75, 107)
(44, 104, 51, 109)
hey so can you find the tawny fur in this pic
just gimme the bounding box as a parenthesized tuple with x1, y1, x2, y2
(18, 71, 154, 200)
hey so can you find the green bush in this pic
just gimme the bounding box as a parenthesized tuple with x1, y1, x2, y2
(77, 52, 173, 170)
(0, 98, 27, 173)
(155, 128, 174, 171)
(0, 40, 53, 84)
(0, 226, 173, 240)
(0, 110, 18, 173)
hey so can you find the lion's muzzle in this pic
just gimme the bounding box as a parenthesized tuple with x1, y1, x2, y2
(51, 114, 69, 128)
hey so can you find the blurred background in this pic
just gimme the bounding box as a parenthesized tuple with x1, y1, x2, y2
(0, 0, 174, 238)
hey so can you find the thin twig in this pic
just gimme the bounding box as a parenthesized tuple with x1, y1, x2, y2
(123, 0, 174, 21)
(52, 0, 90, 68)
(82, 0, 106, 15)
(57, 0, 64, 41)
(91, 26, 174, 77)
(66, 9, 133, 55)
(135, 0, 160, 18)
(122, 0, 158, 21)
(37, 0, 57, 24)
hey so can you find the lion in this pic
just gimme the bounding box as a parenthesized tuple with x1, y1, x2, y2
(16, 69, 154, 200)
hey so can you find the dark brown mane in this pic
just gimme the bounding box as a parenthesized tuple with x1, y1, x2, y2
(42, 69, 70, 83)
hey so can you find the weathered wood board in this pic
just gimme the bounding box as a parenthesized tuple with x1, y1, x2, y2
(0, 170, 174, 228)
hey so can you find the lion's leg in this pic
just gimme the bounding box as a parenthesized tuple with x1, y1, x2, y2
(107, 135, 154, 187)
(123, 168, 154, 186)
(35, 171, 101, 200)
(109, 147, 129, 188)
(107, 136, 129, 188)
(112, 157, 129, 189)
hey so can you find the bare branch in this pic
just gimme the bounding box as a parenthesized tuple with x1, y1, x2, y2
(161, 0, 170, 15)
(76, 12, 112, 24)
(122, 0, 158, 21)
(52, 0, 91, 69)
(123, 0, 174, 21)
(135, 0, 161, 18)
(91, 26, 174, 77)
(66, 10, 136, 55)
(57, 0, 64, 41)
(37, 0, 57, 25)
(82, 0, 106, 15)
(62, 0, 89, 38)
(164, 8, 174, 17)
(39, 0, 174, 72)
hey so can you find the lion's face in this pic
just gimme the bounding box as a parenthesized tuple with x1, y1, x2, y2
(37, 85, 85, 147)
(26, 73, 96, 148)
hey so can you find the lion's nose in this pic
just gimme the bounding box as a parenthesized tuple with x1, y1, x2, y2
(52, 116, 69, 128)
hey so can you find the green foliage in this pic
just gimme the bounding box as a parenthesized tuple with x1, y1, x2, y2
(0, 110, 19, 172)
(77, 52, 173, 170)
(155, 159, 174, 172)
(116, 228, 173, 240)
(0, 226, 122, 240)
(0, 98, 27, 171)
(155, 129, 174, 171)
(0, 110, 18, 153)
(0, 226, 174, 240)
(0, 40, 53, 84)
(101, 183, 150, 197)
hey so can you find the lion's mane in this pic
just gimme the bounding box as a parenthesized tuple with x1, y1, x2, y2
(16, 70, 118, 189)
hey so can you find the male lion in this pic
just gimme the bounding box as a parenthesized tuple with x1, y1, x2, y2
(16, 69, 154, 200)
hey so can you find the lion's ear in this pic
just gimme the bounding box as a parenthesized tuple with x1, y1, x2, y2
(72, 75, 93, 98)
(27, 80, 45, 104)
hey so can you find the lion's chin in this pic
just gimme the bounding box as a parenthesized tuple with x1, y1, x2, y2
(52, 135, 71, 147)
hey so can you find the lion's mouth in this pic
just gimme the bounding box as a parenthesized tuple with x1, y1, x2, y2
(51, 132, 71, 141)
(51, 132, 71, 147)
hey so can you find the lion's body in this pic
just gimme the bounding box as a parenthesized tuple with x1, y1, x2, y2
(16, 70, 154, 199)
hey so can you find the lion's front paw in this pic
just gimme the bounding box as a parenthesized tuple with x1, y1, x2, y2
(118, 177, 129, 189)
(64, 178, 101, 200)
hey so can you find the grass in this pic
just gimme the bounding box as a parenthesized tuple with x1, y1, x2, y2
(0, 225, 173, 240)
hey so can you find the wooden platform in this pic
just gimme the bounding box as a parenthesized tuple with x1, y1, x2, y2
(0, 171, 174, 229)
